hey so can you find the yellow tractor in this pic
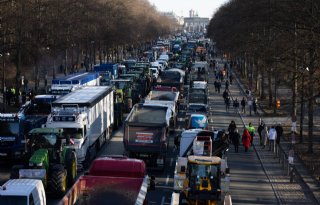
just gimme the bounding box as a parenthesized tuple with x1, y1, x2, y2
(172, 130, 230, 205)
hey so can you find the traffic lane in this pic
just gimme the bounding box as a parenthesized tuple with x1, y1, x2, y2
(0, 161, 12, 185)
(147, 133, 177, 205)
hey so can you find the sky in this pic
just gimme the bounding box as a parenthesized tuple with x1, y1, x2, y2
(147, 0, 229, 18)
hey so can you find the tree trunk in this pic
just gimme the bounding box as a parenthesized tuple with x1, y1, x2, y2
(268, 67, 273, 107)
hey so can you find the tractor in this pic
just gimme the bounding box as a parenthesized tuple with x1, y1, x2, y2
(10, 128, 77, 197)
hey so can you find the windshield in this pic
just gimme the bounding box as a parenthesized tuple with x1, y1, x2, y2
(0, 196, 27, 205)
(188, 164, 220, 190)
(188, 105, 207, 113)
(115, 81, 127, 90)
(162, 72, 180, 81)
(64, 128, 83, 139)
(0, 122, 19, 136)
(30, 134, 58, 150)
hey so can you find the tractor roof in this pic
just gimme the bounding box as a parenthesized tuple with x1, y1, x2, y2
(188, 155, 221, 165)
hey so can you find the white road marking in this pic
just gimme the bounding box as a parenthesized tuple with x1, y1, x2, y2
(166, 175, 170, 185)
(161, 196, 165, 205)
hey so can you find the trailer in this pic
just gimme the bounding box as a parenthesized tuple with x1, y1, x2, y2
(50, 72, 100, 95)
(45, 86, 114, 168)
(123, 103, 171, 170)
(93, 63, 119, 86)
(144, 89, 180, 132)
(60, 156, 154, 205)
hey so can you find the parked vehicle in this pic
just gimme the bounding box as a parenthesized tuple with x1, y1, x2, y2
(123, 103, 171, 170)
(60, 156, 155, 205)
(45, 86, 114, 168)
(0, 179, 46, 205)
(50, 72, 100, 95)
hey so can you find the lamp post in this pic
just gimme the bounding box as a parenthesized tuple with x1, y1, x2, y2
(1, 52, 9, 112)
(299, 67, 309, 143)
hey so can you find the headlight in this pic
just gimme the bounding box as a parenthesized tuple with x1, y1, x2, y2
(36, 163, 43, 167)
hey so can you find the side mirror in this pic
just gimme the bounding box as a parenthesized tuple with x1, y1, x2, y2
(149, 176, 155, 191)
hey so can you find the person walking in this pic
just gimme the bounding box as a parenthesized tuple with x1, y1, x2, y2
(225, 96, 231, 112)
(242, 128, 252, 152)
(247, 122, 256, 146)
(222, 89, 228, 100)
(225, 80, 230, 90)
(232, 129, 241, 152)
(214, 80, 218, 92)
(268, 126, 277, 152)
(261, 125, 268, 149)
(217, 80, 221, 93)
(241, 97, 246, 113)
(275, 123, 283, 145)
(257, 121, 264, 146)
(253, 98, 258, 114)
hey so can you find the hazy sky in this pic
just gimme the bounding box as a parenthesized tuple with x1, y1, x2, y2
(147, 0, 229, 18)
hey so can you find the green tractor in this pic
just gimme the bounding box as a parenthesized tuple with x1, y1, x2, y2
(111, 79, 133, 113)
(11, 128, 77, 196)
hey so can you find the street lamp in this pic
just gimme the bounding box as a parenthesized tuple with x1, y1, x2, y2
(299, 67, 309, 143)
(1, 52, 9, 112)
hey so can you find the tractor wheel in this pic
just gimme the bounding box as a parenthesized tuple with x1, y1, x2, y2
(10, 165, 25, 179)
(50, 164, 67, 197)
(65, 150, 77, 187)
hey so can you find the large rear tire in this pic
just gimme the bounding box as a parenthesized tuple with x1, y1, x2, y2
(50, 164, 67, 197)
(65, 150, 77, 187)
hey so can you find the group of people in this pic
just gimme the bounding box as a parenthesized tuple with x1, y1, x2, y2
(228, 120, 284, 153)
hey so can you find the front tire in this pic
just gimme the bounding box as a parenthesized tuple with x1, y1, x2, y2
(50, 164, 67, 197)
(65, 150, 77, 187)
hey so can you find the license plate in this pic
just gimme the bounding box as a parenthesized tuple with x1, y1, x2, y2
(0, 153, 7, 156)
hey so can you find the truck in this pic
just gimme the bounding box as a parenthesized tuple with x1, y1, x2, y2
(0, 95, 59, 160)
(111, 79, 133, 113)
(123, 103, 171, 170)
(156, 69, 185, 93)
(50, 72, 100, 95)
(44, 86, 114, 169)
(144, 89, 180, 132)
(0, 179, 46, 205)
(172, 130, 230, 205)
(60, 156, 154, 205)
(93, 63, 119, 86)
(190, 61, 208, 82)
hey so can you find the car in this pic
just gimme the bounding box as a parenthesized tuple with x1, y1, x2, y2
(149, 67, 159, 80)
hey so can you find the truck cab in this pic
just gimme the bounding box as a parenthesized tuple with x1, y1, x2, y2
(0, 179, 46, 205)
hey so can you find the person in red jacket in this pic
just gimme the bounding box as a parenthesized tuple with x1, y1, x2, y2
(242, 128, 252, 152)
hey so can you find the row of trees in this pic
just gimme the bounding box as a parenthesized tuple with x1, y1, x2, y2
(207, 0, 320, 153)
(0, 0, 177, 91)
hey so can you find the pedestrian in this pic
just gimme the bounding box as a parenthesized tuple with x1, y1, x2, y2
(228, 120, 237, 134)
(231, 129, 240, 152)
(253, 98, 257, 114)
(229, 74, 233, 84)
(214, 80, 218, 92)
(225, 80, 230, 90)
(233, 98, 239, 113)
(291, 114, 297, 133)
(242, 128, 252, 152)
(247, 122, 256, 146)
(217, 80, 221, 93)
(275, 123, 283, 145)
(247, 96, 253, 116)
(222, 89, 228, 100)
(261, 125, 268, 149)
(174, 134, 180, 151)
(225, 96, 231, 112)
(268, 126, 277, 152)
(241, 97, 246, 113)
(257, 121, 264, 146)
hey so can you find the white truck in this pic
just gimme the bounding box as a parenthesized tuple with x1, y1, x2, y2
(0, 179, 46, 205)
(44, 86, 114, 168)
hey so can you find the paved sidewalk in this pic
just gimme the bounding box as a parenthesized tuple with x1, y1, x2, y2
(226, 60, 320, 204)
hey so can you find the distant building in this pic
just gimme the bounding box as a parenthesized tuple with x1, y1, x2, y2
(162, 11, 184, 26)
(184, 9, 209, 33)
